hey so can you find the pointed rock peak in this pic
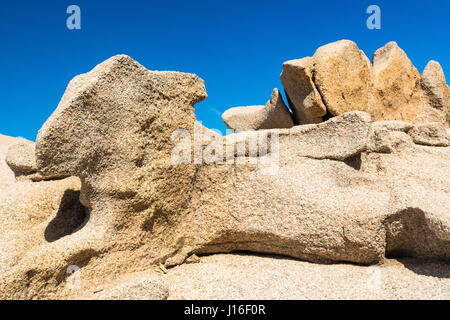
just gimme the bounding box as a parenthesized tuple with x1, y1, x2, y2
(382, 41, 399, 49)
(267, 88, 283, 106)
(312, 39, 371, 117)
(103, 54, 141, 65)
(280, 56, 325, 124)
(372, 41, 417, 74)
(422, 60, 447, 84)
(313, 39, 360, 56)
(373, 41, 400, 56)
(221, 88, 293, 131)
(89, 54, 146, 77)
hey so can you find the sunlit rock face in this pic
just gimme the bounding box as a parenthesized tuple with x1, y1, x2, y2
(280, 40, 449, 126)
(0, 52, 448, 299)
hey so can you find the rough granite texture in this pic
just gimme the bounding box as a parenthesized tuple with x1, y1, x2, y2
(0, 53, 449, 300)
(222, 88, 294, 131)
(280, 57, 326, 124)
(5, 139, 68, 182)
(165, 254, 450, 300)
(421, 61, 450, 125)
(5, 139, 37, 176)
(280, 40, 450, 126)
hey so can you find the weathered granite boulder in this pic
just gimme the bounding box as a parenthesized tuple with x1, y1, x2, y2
(5, 139, 37, 176)
(222, 88, 294, 131)
(0, 55, 448, 300)
(280, 57, 326, 124)
(280, 40, 449, 127)
(421, 60, 450, 125)
(5, 140, 68, 181)
(313, 40, 371, 117)
(369, 41, 423, 122)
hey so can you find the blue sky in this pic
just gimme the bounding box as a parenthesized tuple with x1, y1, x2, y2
(1, 0, 449, 140)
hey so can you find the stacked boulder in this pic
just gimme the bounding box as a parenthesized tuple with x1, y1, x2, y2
(5, 139, 68, 181)
(0, 44, 449, 300)
(223, 40, 449, 130)
(222, 88, 294, 131)
(5, 139, 37, 178)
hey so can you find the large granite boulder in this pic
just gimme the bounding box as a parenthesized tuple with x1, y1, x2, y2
(280, 40, 450, 127)
(222, 88, 294, 131)
(0, 55, 448, 300)
(280, 57, 326, 124)
(313, 40, 371, 117)
(369, 41, 423, 122)
(421, 60, 450, 125)
(5, 139, 68, 181)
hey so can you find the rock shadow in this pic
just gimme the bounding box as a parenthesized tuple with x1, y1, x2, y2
(395, 258, 450, 279)
(44, 190, 88, 242)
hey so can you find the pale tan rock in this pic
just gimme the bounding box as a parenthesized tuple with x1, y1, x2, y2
(89, 273, 169, 300)
(370, 120, 414, 132)
(409, 122, 449, 146)
(0, 134, 19, 189)
(0, 55, 209, 299)
(367, 128, 412, 153)
(313, 40, 371, 116)
(0, 136, 83, 279)
(5, 139, 37, 176)
(5, 139, 69, 181)
(185, 254, 200, 264)
(280, 57, 326, 124)
(1, 55, 449, 301)
(280, 41, 449, 127)
(369, 41, 423, 122)
(165, 254, 450, 300)
(278, 111, 371, 160)
(421, 60, 450, 125)
(222, 89, 294, 131)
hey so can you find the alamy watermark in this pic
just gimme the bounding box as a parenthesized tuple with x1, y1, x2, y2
(67, 5, 81, 30)
(66, 265, 81, 290)
(366, 5, 381, 30)
(171, 122, 280, 175)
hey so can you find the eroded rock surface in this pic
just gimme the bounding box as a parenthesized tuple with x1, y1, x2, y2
(85, 272, 169, 300)
(5, 139, 37, 176)
(280, 57, 326, 124)
(5, 139, 68, 182)
(280, 40, 450, 126)
(313, 40, 371, 117)
(421, 61, 450, 125)
(0, 55, 448, 300)
(222, 88, 294, 131)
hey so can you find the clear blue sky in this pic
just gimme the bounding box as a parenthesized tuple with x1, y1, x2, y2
(1, 0, 449, 140)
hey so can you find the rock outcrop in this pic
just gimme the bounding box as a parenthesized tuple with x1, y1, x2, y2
(85, 273, 169, 300)
(5, 139, 69, 182)
(280, 57, 326, 124)
(0, 54, 449, 300)
(5, 139, 37, 177)
(421, 60, 450, 125)
(0, 136, 82, 280)
(280, 40, 449, 126)
(313, 40, 371, 117)
(0, 135, 22, 189)
(409, 122, 449, 147)
(222, 88, 294, 131)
